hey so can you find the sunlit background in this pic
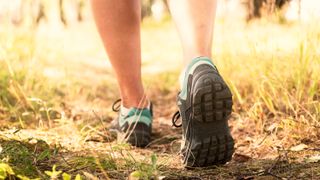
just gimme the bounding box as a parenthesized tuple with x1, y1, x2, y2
(1, 0, 319, 75)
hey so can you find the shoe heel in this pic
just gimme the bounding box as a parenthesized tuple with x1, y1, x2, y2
(185, 135, 234, 167)
(184, 65, 235, 167)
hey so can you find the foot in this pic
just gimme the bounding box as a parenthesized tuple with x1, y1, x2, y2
(110, 99, 153, 147)
(173, 57, 234, 167)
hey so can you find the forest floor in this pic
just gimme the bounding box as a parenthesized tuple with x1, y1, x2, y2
(0, 18, 320, 179)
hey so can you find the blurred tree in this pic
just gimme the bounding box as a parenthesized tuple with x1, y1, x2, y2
(76, 0, 85, 22)
(59, 0, 67, 26)
(243, 0, 291, 21)
(141, 0, 155, 20)
(35, 2, 46, 24)
(141, 0, 168, 21)
(10, 0, 167, 26)
(17, 0, 46, 27)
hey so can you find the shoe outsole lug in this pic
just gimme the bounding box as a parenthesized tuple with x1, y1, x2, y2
(184, 135, 234, 167)
(215, 100, 223, 109)
(183, 65, 234, 168)
(192, 79, 233, 123)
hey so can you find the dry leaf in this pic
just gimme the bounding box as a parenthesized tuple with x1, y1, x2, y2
(290, 144, 308, 151)
(233, 153, 252, 162)
(305, 155, 320, 163)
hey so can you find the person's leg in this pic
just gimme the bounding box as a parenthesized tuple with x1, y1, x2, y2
(91, 0, 147, 108)
(167, 0, 217, 65)
(168, 0, 234, 167)
(91, 1, 152, 147)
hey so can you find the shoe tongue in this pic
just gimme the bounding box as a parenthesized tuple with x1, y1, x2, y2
(120, 105, 131, 116)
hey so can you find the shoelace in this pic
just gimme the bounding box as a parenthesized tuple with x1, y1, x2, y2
(172, 111, 182, 128)
(112, 99, 122, 112)
(172, 105, 193, 128)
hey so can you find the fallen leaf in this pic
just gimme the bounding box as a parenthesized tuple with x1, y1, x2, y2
(233, 153, 252, 162)
(290, 144, 308, 151)
(305, 155, 320, 163)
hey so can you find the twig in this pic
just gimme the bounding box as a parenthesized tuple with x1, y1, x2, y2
(59, 153, 72, 167)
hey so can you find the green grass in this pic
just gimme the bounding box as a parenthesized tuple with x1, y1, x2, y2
(0, 30, 63, 129)
(0, 138, 51, 178)
(0, 135, 162, 179)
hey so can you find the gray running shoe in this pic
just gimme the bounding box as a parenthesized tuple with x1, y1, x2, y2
(172, 57, 234, 167)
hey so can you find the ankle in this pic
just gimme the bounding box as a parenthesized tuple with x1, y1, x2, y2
(183, 52, 212, 65)
(121, 95, 149, 109)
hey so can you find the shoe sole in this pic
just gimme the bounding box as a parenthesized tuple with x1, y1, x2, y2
(117, 122, 151, 148)
(183, 65, 234, 167)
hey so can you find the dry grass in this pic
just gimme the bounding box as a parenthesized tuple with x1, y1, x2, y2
(0, 17, 319, 179)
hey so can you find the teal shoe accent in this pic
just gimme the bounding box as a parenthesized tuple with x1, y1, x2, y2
(179, 57, 216, 100)
(118, 108, 153, 127)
